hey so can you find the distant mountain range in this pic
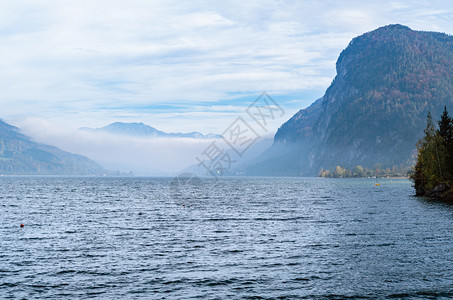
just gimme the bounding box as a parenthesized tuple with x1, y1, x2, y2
(247, 24, 453, 176)
(80, 122, 222, 139)
(0, 119, 109, 175)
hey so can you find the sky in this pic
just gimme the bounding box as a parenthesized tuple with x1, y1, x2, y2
(2, 1, 453, 174)
(2, 0, 453, 134)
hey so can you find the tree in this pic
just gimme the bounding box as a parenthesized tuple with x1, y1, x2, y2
(334, 166, 346, 178)
(412, 110, 453, 196)
(412, 141, 427, 195)
(353, 165, 365, 177)
(319, 169, 330, 177)
(424, 112, 436, 137)
(437, 106, 453, 178)
(437, 106, 453, 144)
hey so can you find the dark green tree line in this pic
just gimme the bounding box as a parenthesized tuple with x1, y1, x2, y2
(411, 107, 453, 196)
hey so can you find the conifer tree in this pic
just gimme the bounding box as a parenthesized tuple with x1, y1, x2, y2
(437, 106, 453, 144)
(437, 106, 453, 178)
(412, 152, 426, 196)
(412, 109, 453, 197)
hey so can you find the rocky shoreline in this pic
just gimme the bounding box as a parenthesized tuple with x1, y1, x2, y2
(423, 183, 453, 200)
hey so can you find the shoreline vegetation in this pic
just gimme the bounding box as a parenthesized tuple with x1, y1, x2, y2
(319, 165, 411, 179)
(410, 107, 453, 199)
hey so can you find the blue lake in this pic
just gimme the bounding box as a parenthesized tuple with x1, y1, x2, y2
(1, 177, 453, 299)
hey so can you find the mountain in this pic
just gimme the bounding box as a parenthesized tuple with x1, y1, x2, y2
(80, 122, 221, 139)
(0, 119, 108, 175)
(247, 24, 453, 176)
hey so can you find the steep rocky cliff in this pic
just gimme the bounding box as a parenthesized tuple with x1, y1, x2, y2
(247, 25, 453, 176)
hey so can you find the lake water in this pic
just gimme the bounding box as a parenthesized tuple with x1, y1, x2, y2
(1, 177, 453, 299)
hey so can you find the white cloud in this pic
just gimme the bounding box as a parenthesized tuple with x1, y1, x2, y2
(1, 0, 453, 134)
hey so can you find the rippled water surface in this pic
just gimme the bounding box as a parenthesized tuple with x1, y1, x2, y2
(1, 177, 453, 299)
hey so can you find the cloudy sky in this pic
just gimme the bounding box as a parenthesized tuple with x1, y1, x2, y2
(2, 0, 453, 135)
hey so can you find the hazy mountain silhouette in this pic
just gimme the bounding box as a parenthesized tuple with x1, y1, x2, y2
(0, 119, 109, 175)
(80, 122, 221, 139)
